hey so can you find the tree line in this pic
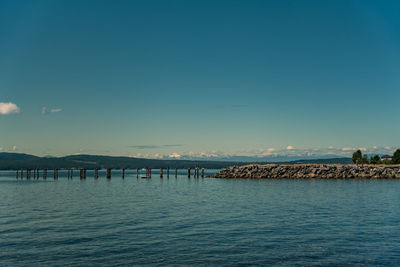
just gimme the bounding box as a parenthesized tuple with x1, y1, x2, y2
(352, 149, 400, 164)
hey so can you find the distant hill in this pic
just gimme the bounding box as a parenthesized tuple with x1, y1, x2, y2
(0, 152, 352, 170)
(283, 157, 353, 165)
(0, 153, 244, 170)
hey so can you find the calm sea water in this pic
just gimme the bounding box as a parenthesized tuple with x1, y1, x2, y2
(1, 169, 400, 266)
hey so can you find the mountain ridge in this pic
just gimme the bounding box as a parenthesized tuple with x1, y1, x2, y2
(0, 152, 352, 170)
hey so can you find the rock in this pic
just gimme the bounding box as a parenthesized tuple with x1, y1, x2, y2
(211, 164, 400, 179)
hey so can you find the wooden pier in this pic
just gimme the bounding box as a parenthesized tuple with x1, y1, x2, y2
(12, 167, 206, 180)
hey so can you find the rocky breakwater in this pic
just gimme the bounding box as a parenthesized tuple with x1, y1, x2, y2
(212, 164, 400, 179)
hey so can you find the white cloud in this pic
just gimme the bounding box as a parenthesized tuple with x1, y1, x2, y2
(341, 147, 354, 151)
(286, 146, 295, 150)
(358, 147, 367, 152)
(169, 152, 181, 159)
(153, 153, 164, 159)
(12, 146, 17, 151)
(42, 107, 62, 114)
(0, 102, 20, 115)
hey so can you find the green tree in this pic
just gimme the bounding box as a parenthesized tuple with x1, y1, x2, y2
(360, 154, 369, 164)
(370, 155, 381, 164)
(393, 149, 400, 164)
(352, 150, 362, 164)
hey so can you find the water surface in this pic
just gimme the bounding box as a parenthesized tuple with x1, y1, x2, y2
(1, 170, 400, 266)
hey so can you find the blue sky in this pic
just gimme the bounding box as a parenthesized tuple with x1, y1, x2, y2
(0, 0, 399, 160)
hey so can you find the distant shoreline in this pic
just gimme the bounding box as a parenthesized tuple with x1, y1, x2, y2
(212, 164, 400, 179)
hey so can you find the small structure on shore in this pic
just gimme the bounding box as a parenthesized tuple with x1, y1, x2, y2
(381, 155, 392, 161)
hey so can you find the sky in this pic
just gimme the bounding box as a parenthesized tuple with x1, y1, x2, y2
(0, 0, 399, 160)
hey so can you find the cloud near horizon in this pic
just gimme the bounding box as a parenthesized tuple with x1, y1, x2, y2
(130, 144, 184, 149)
(126, 146, 398, 161)
(168, 152, 181, 159)
(0, 102, 20, 115)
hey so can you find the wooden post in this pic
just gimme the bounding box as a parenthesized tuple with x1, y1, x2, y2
(187, 168, 190, 178)
(94, 168, 98, 179)
(149, 168, 152, 177)
(167, 167, 169, 178)
(43, 169, 47, 179)
(136, 168, 139, 178)
(122, 168, 125, 179)
(70, 169, 73, 179)
(160, 168, 163, 178)
(37, 169, 39, 179)
(201, 168, 204, 178)
(106, 168, 111, 179)
(16, 170, 19, 179)
(175, 168, 177, 178)
(26, 169, 29, 179)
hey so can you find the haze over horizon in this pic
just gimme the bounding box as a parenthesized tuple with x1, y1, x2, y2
(1, 0, 399, 160)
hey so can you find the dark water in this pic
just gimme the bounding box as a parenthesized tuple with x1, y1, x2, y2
(1, 170, 400, 266)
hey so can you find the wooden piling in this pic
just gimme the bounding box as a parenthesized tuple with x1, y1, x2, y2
(106, 168, 111, 179)
(94, 168, 98, 179)
(43, 169, 47, 179)
(167, 167, 169, 178)
(70, 169, 73, 179)
(188, 168, 190, 178)
(136, 168, 139, 178)
(175, 168, 177, 178)
(201, 168, 204, 178)
(122, 168, 125, 179)
(16, 170, 19, 179)
(160, 168, 163, 178)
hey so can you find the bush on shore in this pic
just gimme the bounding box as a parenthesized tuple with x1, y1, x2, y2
(353, 148, 400, 164)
